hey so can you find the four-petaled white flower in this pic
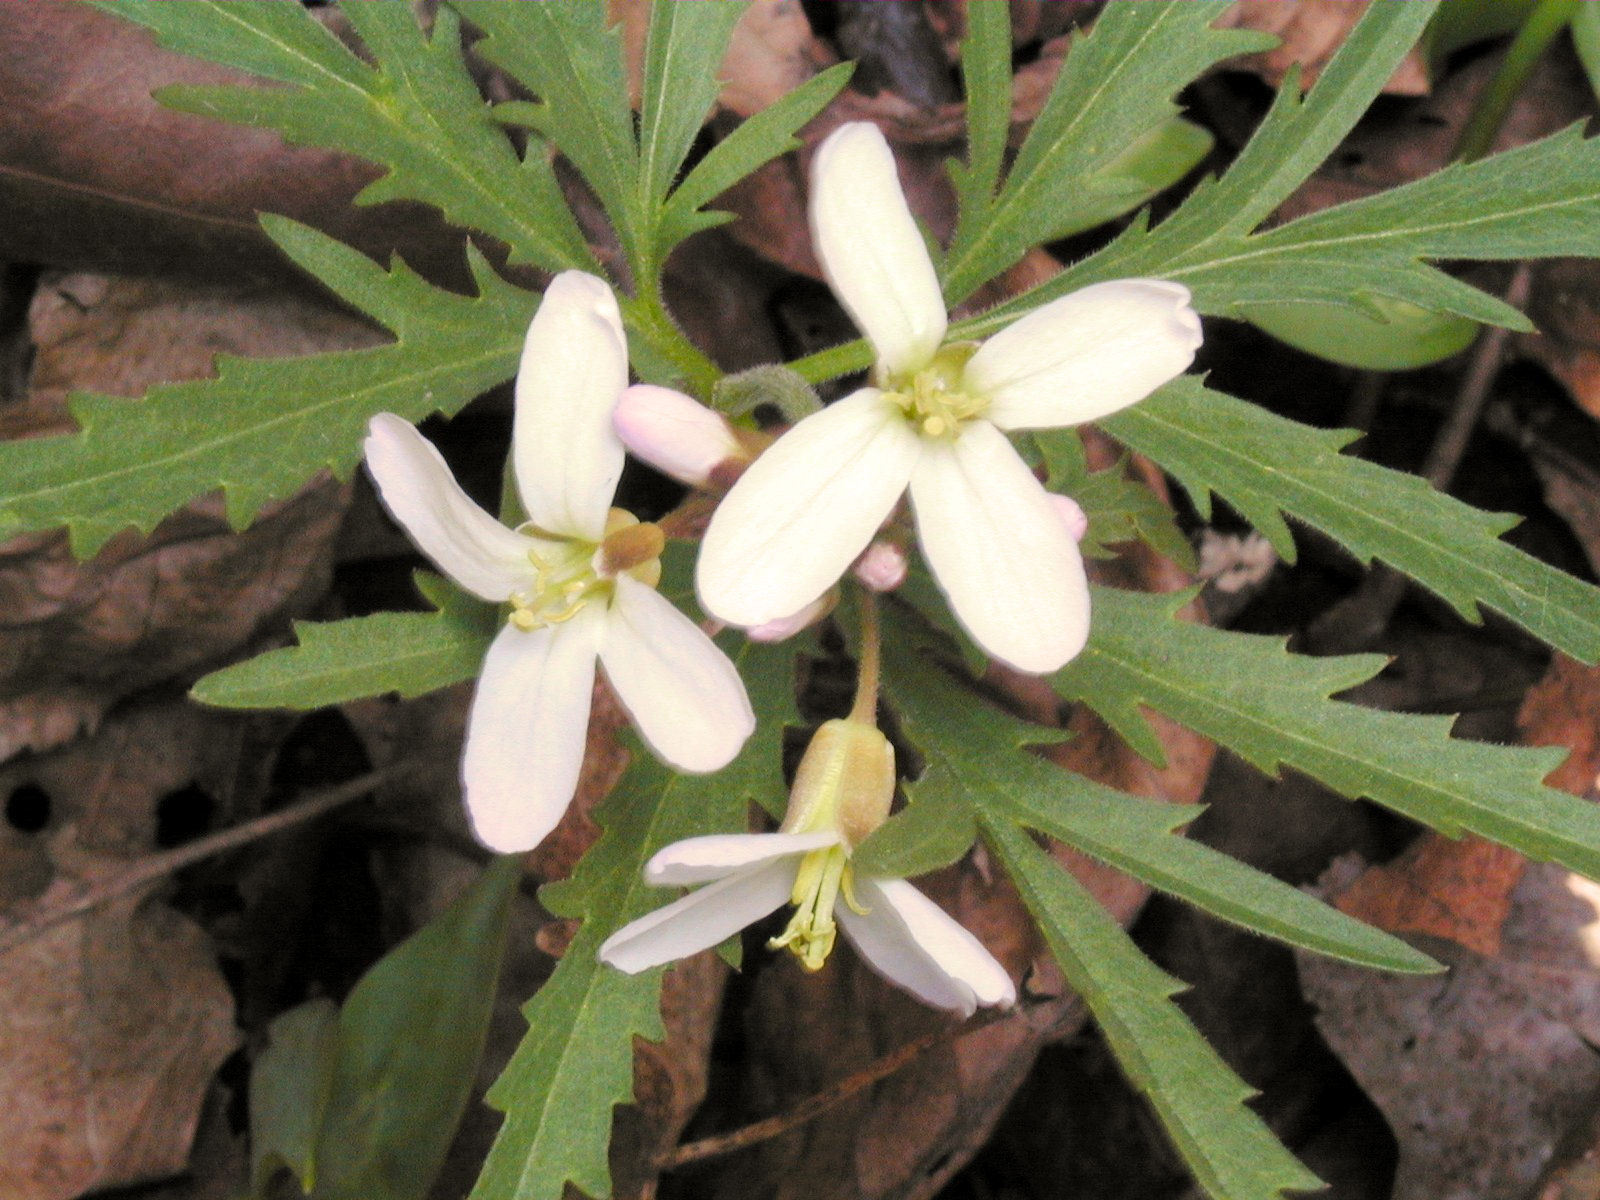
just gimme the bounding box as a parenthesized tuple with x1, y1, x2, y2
(363, 272, 755, 853)
(601, 717, 1016, 1016)
(696, 121, 1203, 673)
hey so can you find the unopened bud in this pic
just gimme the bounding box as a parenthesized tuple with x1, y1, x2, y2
(1050, 494, 1089, 543)
(744, 590, 836, 642)
(782, 718, 896, 847)
(614, 384, 746, 488)
(853, 541, 907, 592)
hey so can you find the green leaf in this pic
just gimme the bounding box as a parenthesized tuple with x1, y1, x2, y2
(1036, 430, 1196, 569)
(311, 857, 522, 1200)
(1057, 587, 1600, 881)
(942, 1, 1271, 302)
(0, 221, 533, 556)
(949, 0, 1012, 226)
(100, 0, 593, 272)
(638, 2, 749, 216)
(1235, 296, 1479, 370)
(660, 63, 855, 249)
(456, 1, 638, 257)
(192, 574, 497, 710)
(472, 639, 795, 1200)
(947, 2, 1448, 336)
(986, 821, 1326, 1200)
(874, 607, 1438, 975)
(250, 1000, 339, 1197)
(1101, 378, 1600, 661)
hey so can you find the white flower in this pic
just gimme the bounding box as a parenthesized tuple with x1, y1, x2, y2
(363, 272, 755, 853)
(600, 717, 1016, 1016)
(696, 122, 1202, 674)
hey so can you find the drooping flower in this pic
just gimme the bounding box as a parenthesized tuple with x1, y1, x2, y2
(363, 272, 755, 853)
(600, 715, 1015, 1016)
(695, 121, 1202, 674)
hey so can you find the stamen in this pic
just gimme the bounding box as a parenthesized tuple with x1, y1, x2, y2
(881, 343, 987, 441)
(769, 845, 852, 971)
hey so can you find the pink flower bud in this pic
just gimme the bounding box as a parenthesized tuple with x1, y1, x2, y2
(614, 385, 744, 488)
(1050, 494, 1089, 543)
(853, 541, 908, 592)
(745, 592, 836, 642)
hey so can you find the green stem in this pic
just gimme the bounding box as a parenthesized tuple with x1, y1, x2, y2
(785, 337, 876, 386)
(850, 590, 882, 725)
(623, 282, 722, 398)
(1454, 0, 1581, 163)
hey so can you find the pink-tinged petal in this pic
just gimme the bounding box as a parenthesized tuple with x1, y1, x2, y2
(745, 593, 836, 643)
(909, 423, 1089, 673)
(599, 574, 755, 772)
(697, 389, 921, 628)
(514, 271, 628, 540)
(614, 384, 744, 487)
(810, 122, 947, 377)
(645, 831, 841, 886)
(966, 279, 1201, 431)
(599, 858, 798, 973)
(1049, 494, 1089, 543)
(840, 877, 1016, 1016)
(461, 607, 603, 853)
(364, 414, 532, 602)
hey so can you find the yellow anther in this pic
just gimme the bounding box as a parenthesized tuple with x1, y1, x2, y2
(881, 341, 987, 440)
(769, 844, 853, 971)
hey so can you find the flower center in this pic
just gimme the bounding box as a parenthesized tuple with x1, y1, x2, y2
(881, 342, 985, 439)
(507, 508, 664, 632)
(768, 844, 867, 971)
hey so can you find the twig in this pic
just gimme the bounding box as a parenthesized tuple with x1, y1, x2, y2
(0, 760, 421, 952)
(656, 1000, 1036, 1170)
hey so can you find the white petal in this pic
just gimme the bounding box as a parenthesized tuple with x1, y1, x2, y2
(614, 384, 743, 487)
(461, 608, 603, 853)
(810, 122, 947, 377)
(599, 858, 797, 973)
(697, 389, 921, 627)
(363, 415, 533, 602)
(513, 271, 628, 540)
(909, 422, 1089, 673)
(598, 574, 755, 772)
(840, 877, 1016, 1016)
(966, 279, 1201, 431)
(645, 831, 841, 886)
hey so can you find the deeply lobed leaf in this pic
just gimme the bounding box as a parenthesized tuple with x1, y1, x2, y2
(1096, 379, 1600, 662)
(192, 575, 497, 711)
(987, 822, 1326, 1200)
(868, 606, 1437, 975)
(0, 221, 534, 555)
(101, 0, 595, 272)
(1057, 587, 1600, 879)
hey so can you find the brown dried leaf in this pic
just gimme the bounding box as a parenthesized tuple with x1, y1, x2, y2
(1333, 833, 1526, 957)
(0, 271, 378, 759)
(0, 700, 244, 1200)
(0, 3, 476, 289)
(1303, 858, 1600, 1200)
(0, 887, 239, 1200)
(1217, 0, 1431, 94)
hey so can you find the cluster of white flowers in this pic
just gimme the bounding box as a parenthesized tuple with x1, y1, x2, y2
(363, 121, 1200, 1014)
